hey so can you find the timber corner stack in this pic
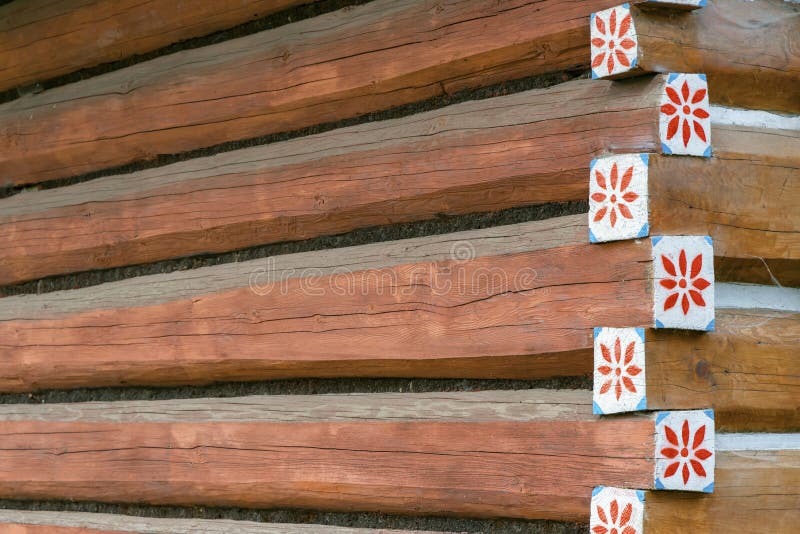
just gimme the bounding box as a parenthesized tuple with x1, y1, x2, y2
(0, 0, 798, 533)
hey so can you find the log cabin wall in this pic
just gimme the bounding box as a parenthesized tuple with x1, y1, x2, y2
(0, 1, 797, 532)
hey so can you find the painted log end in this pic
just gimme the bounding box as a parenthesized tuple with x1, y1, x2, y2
(654, 409, 716, 492)
(659, 73, 712, 157)
(588, 153, 650, 243)
(590, 4, 641, 80)
(590, 486, 646, 534)
(593, 327, 647, 415)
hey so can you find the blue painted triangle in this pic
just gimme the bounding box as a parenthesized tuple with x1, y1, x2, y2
(593, 401, 605, 415)
(630, 56, 638, 69)
(655, 478, 665, 490)
(661, 142, 673, 155)
(592, 69, 600, 80)
(655, 319, 665, 329)
(636, 222, 650, 238)
(639, 153, 649, 165)
(636, 490, 645, 502)
(589, 228, 599, 243)
(704, 409, 715, 421)
(703, 482, 715, 493)
(622, 2, 630, 7)
(705, 319, 715, 332)
(651, 235, 663, 246)
(703, 145, 712, 158)
(592, 485, 605, 497)
(635, 327, 646, 343)
(590, 157, 598, 169)
(704, 235, 714, 246)
(698, 72, 708, 81)
(667, 73, 679, 84)
(594, 327, 602, 339)
(635, 396, 647, 411)
(656, 411, 669, 425)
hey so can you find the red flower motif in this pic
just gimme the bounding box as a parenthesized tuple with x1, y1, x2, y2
(660, 249, 710, 315)
(591, 8, 636, 74)
(593, 498, 636, 534)
(660, 419, 713, 485)
(660, 80, 710, 147)
(591, 163, 639, 228)
(597, 337, 642, 401)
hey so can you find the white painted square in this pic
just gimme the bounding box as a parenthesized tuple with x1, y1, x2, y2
(589, 154, 649, 243)
(590, 486, 645, 534)
(591, 5, 639, 78)
(659, 73, 711, 157)
(593, 327, 646, 414)
(654, 410, 715, 492)
(652, 236, 714, 331)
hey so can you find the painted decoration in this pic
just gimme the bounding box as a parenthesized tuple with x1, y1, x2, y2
(652, 235, 715, 331)
(591, 486, 645, 534)
(659, 73, 712, 157)
(591, 4, 638, 78)
(654, 410, 715, 492)
(593, 327, 646, 414)
(589, 154, 649, 243)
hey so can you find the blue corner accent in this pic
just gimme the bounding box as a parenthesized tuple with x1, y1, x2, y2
(704, 235, 713, 246)
(655, 319, 665, 329)
(636, 490, 645, 502)
(705, 319, 715, 332)
(635, 327, 646, 343)
(655, 478, 665, 490)
(698, 72, 708, 81)
(667, 73, 679, 84)
(702, 482, 715, 494)
(589, 228, 599, 243)
(661, 143, 673, 155)
(651, 235, 663, 246)
(630, 56, 638, 69)
(594, 327, 602, 339)
(592, 486, 605, 497)
(704, 409, 715, 421)
(635, 396, 647, 411)
(656, 411, 670, 425)
(622, 2, 630, 7)
(639, 153, 649, 165)
(636, 222, 650, 238)
(592, 69, 600, 80)
(590, 157, 598, 169)
(591, 12, 596, 22)
(593, 401, 605, 415)
(703, 145, 712, 158)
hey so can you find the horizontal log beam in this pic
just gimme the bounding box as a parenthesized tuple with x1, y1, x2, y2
(591, 0, 800, 113)
(588, 125, 799, 286)
(0, 75, 669, 285)
(0, 0, 630, 186)
(0, 391, 692, 520)
(0, 510, 434, 534)
(0, 217, 654, 391)
(592, 308, 800, 431)
(0, 0, 311, 93)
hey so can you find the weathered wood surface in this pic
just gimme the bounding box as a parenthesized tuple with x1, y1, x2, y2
(0, 75, 667, 285)
(0, 220, 652, 391)
(0, 510, 434, 534)
(628, 0, 800, 113)
(0, 391, 654, 521)
(0, 0, 632, 187)
(646, 309, 800, 432)
(646, 449, 800, 533)
(0, 0, 312, 94)
(649, 125, 800, 286)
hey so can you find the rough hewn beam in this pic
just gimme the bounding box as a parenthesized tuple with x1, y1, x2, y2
(0, 75, 669, 285)
(0, 0, 312, 93)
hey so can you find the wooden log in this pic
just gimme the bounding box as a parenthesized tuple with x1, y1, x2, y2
(592, 309, 800, 431)
(0, 216, 654, 392)
(0, 0, 312, 94)
(0, 75, 670, 285)
(588, 125, 799, 286)
(590, 0, 800, 113)
(0, 510, 435, 534)
(0, 390, 691, 520)
(0, 0, 633, 187)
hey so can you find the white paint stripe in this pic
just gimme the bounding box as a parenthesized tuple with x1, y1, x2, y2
(716, 282, 800, 312)
(711, 105, 800, 131)
(717, 433, 800, 451)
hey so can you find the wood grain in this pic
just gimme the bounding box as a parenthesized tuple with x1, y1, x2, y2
(0, 510, 434, 534)
(0, 0, 632, 186)
(0, 75, 667, 285)
(646, 309, 800, 432)
(645, 450, 800, 533)
(0, 0, 311, 93)
(629, 0, 800, 113)
(0, 228, 653, 392)
(649, 125, 800, 286)
(0, 391, 656, 521)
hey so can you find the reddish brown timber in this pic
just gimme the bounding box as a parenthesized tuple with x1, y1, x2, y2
(0, 75, 668, 285)
(0, 215, 653, 392)
(591, 0, 800, 113)
(0, 390, 655, 520)
(0, 0, 312, 94)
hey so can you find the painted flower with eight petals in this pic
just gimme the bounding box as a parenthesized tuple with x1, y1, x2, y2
(591, 8, 636, 75)
(660, 80, 710, 148)
(660, 249, 710, 315)
(660, 419, 713, 485)
(591, 163, 638, 228)
(597, 337, 642, 401)
(592, 498, 636, 534)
